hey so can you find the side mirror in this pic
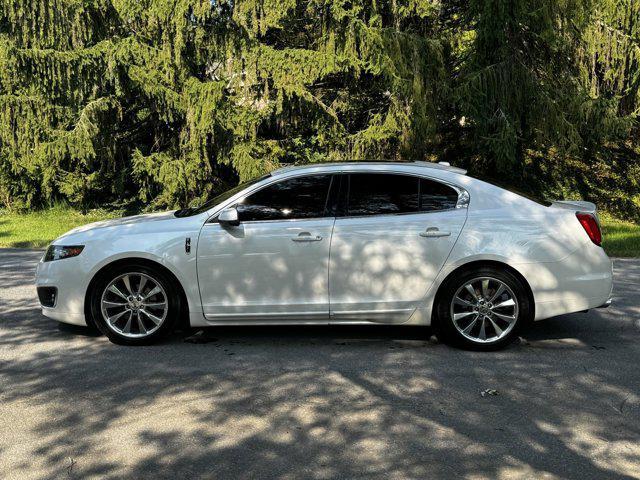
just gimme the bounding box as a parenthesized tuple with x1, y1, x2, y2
(218, 206, 240, 226)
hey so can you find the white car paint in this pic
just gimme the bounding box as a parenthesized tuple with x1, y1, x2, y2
(329, 208, 467, 322)
(197, 217, 334, 321)
(35, 161, 613, 329)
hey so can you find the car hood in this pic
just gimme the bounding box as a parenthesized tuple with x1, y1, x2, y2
(57, 211, 178, 239)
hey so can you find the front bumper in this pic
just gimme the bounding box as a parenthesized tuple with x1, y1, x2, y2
(41, 309, 87, 326)
(35, 255, 89, 327)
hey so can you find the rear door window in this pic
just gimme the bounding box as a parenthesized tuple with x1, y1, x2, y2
(419, 178, 459, 211)
(346, 173, 459, 216)
(347, 173, 419, 216)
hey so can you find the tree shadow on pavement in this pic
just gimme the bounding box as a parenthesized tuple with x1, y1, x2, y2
(0, 256, 639, 479)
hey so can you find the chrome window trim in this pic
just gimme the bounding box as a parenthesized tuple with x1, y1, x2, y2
(333, 208, 466, 221)
(206, 215, 336, 226)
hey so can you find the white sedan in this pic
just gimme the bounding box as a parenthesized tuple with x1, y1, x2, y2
(35, 161, 613, 349)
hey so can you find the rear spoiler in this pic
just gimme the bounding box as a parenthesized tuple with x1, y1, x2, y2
(550, 200, 597, 214)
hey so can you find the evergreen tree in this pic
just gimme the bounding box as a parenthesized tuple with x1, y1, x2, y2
(0, 0, 637, 217)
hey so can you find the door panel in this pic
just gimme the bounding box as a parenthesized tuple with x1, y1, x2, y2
(198, 219, 334, 320)
(329, 172, 467, 323)
(196, 173, 337, 322)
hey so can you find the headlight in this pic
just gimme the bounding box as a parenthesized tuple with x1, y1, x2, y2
(44, 245, 85, 262)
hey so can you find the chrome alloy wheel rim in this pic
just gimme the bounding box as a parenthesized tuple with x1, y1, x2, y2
(450, 277, 519, 344)
(100, 272, 168, 338)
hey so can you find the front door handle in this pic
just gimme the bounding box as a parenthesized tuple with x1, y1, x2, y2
(292, 232, 323, 242)
(420, 227, 451, 238)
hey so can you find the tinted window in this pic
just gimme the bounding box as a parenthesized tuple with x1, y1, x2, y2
(347, 174, 419, 216)
(174, 174, 271, 217)
(419, 178, 459, 211)
(236, 175, 333, 221)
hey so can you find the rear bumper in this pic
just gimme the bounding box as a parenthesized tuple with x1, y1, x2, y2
(515, 242, 613, 321)
(596, 297, 613, 309)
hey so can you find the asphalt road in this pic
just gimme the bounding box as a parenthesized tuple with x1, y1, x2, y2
(0, 249, 639, 480)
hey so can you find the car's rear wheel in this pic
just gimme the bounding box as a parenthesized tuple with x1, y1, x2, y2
(435, 266, 532, 350)
(90, 264, 181, 345)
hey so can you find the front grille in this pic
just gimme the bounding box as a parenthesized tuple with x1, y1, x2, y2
(37, 287, 57, 307)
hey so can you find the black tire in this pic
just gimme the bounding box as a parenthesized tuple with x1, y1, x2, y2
(434, 266, 532, 351)
(89, 263, 181, 346)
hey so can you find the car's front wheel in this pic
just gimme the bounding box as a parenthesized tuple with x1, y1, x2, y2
(89, 264, 181, 345)
(435, 267, 532, 350)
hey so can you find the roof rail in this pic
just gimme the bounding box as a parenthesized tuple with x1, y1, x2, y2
(271, 160, 467, 176)
(414, 161, 467, 175)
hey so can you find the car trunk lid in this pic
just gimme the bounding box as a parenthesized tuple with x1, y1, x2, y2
(549, 200, 597, 214)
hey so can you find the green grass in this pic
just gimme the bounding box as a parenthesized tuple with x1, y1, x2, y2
(0, 206, 120, 249)
(600, 214, 640, 258)
(0, 206, 638, 257)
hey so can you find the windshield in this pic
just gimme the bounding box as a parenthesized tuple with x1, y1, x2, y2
(174, 174, 271, 217)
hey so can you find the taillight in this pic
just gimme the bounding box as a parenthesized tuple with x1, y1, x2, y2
(576, 213, 602, 246)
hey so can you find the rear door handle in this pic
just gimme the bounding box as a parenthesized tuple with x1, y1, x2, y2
(420, 227, 451, 238)
(292, 232, 323, 242)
